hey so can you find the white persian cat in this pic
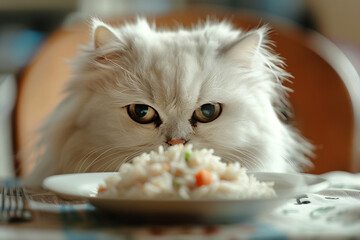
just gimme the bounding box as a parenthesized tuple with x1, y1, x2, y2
(26, 18, 313, 186)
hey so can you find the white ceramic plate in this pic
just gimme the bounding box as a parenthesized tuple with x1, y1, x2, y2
(43, 172, 329, 223)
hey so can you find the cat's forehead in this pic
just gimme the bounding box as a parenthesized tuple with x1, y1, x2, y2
(107, 21, 245, 112)
(129, 41, 227, 111)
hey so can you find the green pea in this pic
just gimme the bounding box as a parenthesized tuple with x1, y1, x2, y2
(185, 152, 191, 162)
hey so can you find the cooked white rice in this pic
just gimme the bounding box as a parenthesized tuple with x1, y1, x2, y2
(98, 144, 275, 199)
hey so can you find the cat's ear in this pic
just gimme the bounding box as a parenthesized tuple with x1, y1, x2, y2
(222, 29, 264, 68)
(92, 19, 119, 49)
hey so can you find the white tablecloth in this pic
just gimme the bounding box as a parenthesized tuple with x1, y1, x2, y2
(261, 171, 360, 239)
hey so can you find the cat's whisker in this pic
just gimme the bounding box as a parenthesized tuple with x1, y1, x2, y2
(208, 142, 265, 170)
(90, 146, 149, 173)
(122, 149, 146, 164)
(234, 148, 266, 170)
(237, 154, 263, 170)
(82, 146, 123, 173)
(76, 144, 118, 173)
(100, 149, 143, 172)
(94, 150, 135, 173)
(102, 158, 122, 172)
(221, 150, 262, 170)
(76, 145, 111, 173)
(92, 149, 128, 172)
(97, 157, 121, 172)
(218, 148, 248, 163)
(115, 162, 123, 172)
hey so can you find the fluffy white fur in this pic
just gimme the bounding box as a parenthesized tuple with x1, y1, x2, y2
(26, 18, 313, 187)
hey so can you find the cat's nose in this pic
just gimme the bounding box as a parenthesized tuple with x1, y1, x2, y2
(167, 139, 186, 146)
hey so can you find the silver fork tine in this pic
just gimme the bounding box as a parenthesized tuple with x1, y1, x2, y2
(3, 185, 10, 221)
(0, 184, 32, 222)
(7, 186, 15, 220)
(8, 186, 32, 222)
(19, 186, 32, 221)
(0, 185, 4, 221)
(5, 186, 10, 221)
(14, 186, 23, 220)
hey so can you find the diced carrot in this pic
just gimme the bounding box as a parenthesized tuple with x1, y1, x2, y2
(97, 186, 107, 193)
(195, 169, 212, 187)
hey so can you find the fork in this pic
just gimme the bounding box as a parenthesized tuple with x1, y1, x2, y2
(0, 185, 32, 222)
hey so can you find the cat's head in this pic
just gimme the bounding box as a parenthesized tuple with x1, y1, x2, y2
(58, 18, 310, 174)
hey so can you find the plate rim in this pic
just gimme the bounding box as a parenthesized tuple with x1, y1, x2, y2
(42, 171, 330, 202)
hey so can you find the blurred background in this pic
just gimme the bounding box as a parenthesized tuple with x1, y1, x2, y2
(1, 0, 359, 178)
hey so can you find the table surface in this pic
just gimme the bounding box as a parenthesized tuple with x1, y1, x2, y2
(1, 171, 360, 240)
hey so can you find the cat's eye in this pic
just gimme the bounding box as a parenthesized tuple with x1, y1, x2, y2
(192, 103, 222, 123)
(127, 104, 158, 124)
